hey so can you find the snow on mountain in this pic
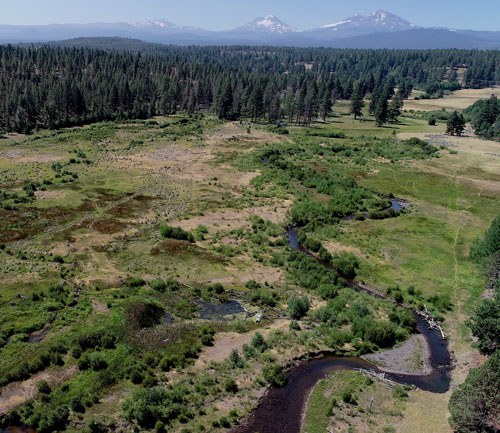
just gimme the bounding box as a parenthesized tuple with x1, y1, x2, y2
(133, 19, 178, 29)
(320, 10, 417, 33)
(239, 15, 296, 33)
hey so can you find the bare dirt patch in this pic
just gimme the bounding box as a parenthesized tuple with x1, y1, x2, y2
(204, 122, 285, 147)
(0, 149, 65, 164)
(195, 319, 289, 369)
(92, 298, 110, 314)
(173, 201, 292, 232)
(34, 190, 68, 200)
(0, 366, 78, 415)
(323, 240, 365, 257)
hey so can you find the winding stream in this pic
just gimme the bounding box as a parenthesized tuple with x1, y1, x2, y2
(1, 211, 451, 433)
(231, 223, 451, 433)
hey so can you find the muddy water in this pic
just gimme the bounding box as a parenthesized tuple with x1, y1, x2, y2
(231, 226, 451, 433)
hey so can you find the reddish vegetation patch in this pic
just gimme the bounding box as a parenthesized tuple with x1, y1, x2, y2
(151, 239, 227, 264)
(106, 195, 154, 219)
(0, 206, 76, 243)
(151, 239, 197, 256)
(78, 218, 128, 234)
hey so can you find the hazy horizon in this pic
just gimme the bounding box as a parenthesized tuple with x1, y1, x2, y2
(1, 0, 499, 31)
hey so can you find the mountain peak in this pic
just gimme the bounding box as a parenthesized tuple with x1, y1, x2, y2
(134, 19, 178, 29)
(241, 15, 295, 33)
(321, 10, 417, 32)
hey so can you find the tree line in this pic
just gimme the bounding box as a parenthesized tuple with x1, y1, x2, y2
(0, 44, 499, 133)
(464, 95, 500, 140)
(449, 216, 500, 433)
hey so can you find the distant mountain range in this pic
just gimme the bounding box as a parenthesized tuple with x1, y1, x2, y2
(1, 10, 500, 49)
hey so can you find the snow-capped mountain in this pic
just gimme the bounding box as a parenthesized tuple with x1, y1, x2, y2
(132, 19, 206, 34)
(237, 15, 296, 33)
(134, 19, 178, 29)
(2, 10, 500, 50)
(315, 10, 417, 38)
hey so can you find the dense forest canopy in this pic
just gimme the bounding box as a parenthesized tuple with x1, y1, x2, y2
(0, 44, 499, 133)
(464, 95, 500, 139)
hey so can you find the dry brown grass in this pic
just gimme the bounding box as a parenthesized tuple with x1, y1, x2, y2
(396, 391, 452, 433)
(173, 200, 292, 232)
(194, 319, 290, 368)
(0, 149, 64, 164)
(404, 87, 500, 112)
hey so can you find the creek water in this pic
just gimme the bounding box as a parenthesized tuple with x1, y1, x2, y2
(2, 220, 450, 433)
(231, 226, 451, 433)
(196, 299, 245, 320)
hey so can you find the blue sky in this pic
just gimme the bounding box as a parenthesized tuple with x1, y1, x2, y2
(3, 0, 499, 31)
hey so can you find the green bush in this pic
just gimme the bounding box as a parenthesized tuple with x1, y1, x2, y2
(332, 253, 359, 280)
(160, 225, 195, 242)
(224, 378, 238, 393)
(251, 333, 268, 352)
(288, 296, 310, 320)
(150, 278, 167, 292)
(263, 362, 286, 387)
(229, 349, 244, 368)
(37, 380, 51, 394)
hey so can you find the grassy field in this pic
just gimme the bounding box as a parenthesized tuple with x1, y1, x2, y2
(0, 94, 498, 433)
(404, 87, 500, 112)
(303, 371, 409, 433)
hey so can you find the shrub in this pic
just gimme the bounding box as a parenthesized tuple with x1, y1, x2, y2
(219, 416, 231, 428)
(393, 385, 409, 400)
(331, 253, 360, 280)
(229, 349, 244, 368)
(125, 301, 165, 330)
(37, 380, 51, 394)
(70, 397, 86, 413)
(251, 333, 267, 352)
(288, 296, 310, 320)
(52, 255, 65, 264)
(125, 277, 145, 288)
(341, 390, 358, 405)
(263, 362, 286, 387)
(160, 225, 195, 242)
(224, 378, 238, 393)
(150, 279, 167, 292)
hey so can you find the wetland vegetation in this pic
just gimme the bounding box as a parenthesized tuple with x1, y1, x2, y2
(0, 44, 499, 433)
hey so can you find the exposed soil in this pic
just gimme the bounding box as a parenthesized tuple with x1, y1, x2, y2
(194, 319, 289, 369)
(34, 190, 68, 201)
(172, 201, 292, 232)
(0, 150, 64, 164)
(0, 366, 78, 416)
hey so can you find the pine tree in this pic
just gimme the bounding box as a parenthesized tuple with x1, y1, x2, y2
(350, 81, 365, 120)
(446, 111, 466, 136)
(387, 92, 403, 123)
(374, 91, 389, 127)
